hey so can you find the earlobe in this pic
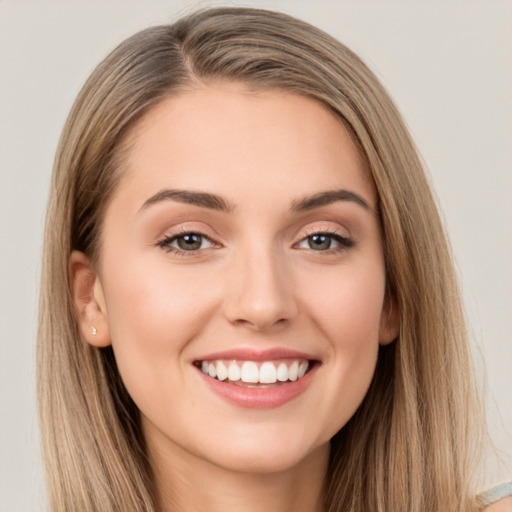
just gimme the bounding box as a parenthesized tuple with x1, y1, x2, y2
(379, 295, 399, 346)
(70, 250, 111, 347)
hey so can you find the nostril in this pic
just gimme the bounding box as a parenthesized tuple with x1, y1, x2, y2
(231, 315, 290, 331)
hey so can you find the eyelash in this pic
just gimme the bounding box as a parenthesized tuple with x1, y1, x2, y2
(157, 228, 217, 255)
(157, 228, 354, 256)
(296, 229, 354, 253)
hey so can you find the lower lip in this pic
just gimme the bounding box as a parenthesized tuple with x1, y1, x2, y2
(196, 365, 317, 409)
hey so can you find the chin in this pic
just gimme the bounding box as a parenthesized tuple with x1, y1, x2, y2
(197, 429, 329, 475)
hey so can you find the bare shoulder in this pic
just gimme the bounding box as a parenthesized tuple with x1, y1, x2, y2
(484, 497, 512, 512)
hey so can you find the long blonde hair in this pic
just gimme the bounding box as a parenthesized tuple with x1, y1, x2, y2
(38, 7, 484, 511)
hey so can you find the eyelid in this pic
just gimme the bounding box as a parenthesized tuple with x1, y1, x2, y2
(156, 227, 221, 254)
(296, 222, 351, 242)
(299, 226, 348, 239)
(157, 222, 222, 244)
(293, 225, 354, 252)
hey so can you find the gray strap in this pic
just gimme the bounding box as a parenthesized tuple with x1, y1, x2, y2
(478, 482, 512, 506)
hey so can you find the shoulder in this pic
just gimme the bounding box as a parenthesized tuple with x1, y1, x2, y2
(480, 483, 512, 511)
(483, 496, 512, 512)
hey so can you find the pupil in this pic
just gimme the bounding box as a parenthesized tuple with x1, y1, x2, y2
(309, 234, 331, 250)
(178, 234, 202, 250)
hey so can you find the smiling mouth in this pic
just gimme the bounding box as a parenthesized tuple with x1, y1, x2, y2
(194, 359, 314, 387)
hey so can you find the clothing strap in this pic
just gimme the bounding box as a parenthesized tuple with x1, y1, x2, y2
(478, 482, 512, 506)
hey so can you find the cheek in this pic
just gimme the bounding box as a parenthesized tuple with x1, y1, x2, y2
(104, 253, 216, 342)
(100, 256, 220, 399)
(305, 260, 386, 346)
(301, 262, 385, 428)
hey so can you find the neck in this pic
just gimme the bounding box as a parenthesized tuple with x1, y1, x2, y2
(149, 437, 329, 512)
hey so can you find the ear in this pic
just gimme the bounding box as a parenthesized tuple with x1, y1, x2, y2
(379, 292, 399, 346)
(70, 250, 111, 347)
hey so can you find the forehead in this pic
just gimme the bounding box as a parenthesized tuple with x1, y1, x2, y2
(112, 84, 375, 212)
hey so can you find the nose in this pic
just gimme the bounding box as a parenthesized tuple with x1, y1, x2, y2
(223, 245, 298, 331)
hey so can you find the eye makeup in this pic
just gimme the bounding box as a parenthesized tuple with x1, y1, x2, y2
(157, 227, 355, 258)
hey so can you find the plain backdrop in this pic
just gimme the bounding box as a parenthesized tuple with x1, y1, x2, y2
(1, 1, 511, 510)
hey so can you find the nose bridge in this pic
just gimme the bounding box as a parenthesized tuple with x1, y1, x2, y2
(223, 239, 297, 330)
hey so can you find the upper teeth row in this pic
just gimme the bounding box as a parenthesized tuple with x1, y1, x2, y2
(200, 360, 309, 384)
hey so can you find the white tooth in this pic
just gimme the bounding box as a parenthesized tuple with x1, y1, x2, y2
(240, 361, 259, 383)
(259, 362, 277, 384)
(228, 361, 241, 381)
(208, 362, 217, 378)
(289, 361, 299, 381)
(216, 361, 228, 381)
(277, 362, 289, 382)
(201, 361, 209, 374)
(298, 361, 309, 378)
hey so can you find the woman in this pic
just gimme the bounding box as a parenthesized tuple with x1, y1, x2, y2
(37, 7, 511, 512)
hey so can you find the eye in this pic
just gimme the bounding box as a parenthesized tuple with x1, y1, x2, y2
(297, 232, 353, 251)
(158, 232, 215, 253)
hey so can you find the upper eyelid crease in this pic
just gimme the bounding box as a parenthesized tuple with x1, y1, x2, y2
(158, 230, 215, 244)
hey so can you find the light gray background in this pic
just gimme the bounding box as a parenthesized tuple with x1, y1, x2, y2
(1, 1, 511, 510)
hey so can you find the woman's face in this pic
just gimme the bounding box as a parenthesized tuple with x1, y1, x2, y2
(77, 84, 397, 475)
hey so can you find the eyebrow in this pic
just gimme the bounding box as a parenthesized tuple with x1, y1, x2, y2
(291, 189, 370, 212)
(139, 189, 234, 213)
(139, 187, 371, 215)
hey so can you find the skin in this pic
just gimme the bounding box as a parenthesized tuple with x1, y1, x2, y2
(486, 498, 512, 512)
(71, 84, 399, 512)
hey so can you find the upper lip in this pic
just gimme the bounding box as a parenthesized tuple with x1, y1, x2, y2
(194, 347, 319, 362)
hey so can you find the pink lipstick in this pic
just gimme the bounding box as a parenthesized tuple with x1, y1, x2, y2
(194, 348, 319, 409)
